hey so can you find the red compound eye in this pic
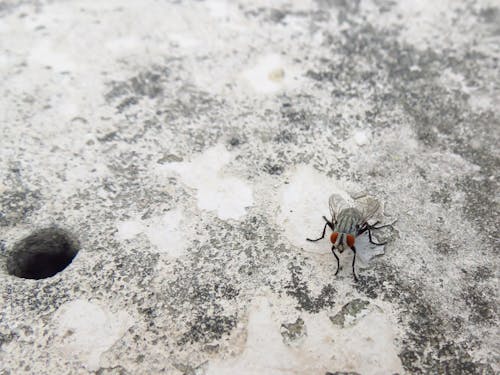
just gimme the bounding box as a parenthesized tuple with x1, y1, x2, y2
(330, 232, 339, 244)
(346, 234, 355, 248)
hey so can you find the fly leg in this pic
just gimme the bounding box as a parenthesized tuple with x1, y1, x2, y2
(357, 219, 397, 245)
(358, 219, 397, 235)
(367, 219, 397, 245)
(356, 222, 370, 236)
(323, 215, 335, 230)
(331, 246, 340, 275)
(306, 216, 334, 242)
(351, 246, 358, 281)
(306, 222, 327, 242)
(368, 229, 387, 246)
(370, 219, 397, 230)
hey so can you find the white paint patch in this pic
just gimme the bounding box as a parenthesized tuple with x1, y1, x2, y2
(353, 129, 370, 146)
(29, 40, 76, 71)
(168, 33, 200, 49)
(343, 129, 372, 150)
(53, 300, 134, 371)
(64, 162, 109, 186)
(105, 36, 142, 54)
(468, 90, 498, 112)
(241, 54, 300, 94)
(161, 145, 253, 220)
(196, 176, 253, 219)
(206, 297, 301, 375)
(116, 219, 144, 241)
(303, 302, 403, 375)
(116, 209, 189, 257)
(207, 296, 402, 374)
(206, 0, 231, 19)
(278, 165, 386, 265)
(278, 165, 352, 255)
(143, 209, 189, 257)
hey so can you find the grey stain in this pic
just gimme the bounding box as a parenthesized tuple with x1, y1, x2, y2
(105, 68, 168, 112)
(285, 264, 337, 313)
(0, 189, 41, 227)
(178, 313, 238, 346)
(329, 299, 370, 327)
(106, 70, 166, 101)
(263, 163, 284, 175)
(281, 317, 306, 343)
(354, 265, 495, 374)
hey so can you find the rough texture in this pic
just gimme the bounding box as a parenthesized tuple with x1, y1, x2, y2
(0, 0, 499, 374)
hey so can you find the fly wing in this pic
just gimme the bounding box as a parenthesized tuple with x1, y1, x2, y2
(355, 196, 381, 224)
(329, 194, 349, 223)
(354, 232, 385, 266)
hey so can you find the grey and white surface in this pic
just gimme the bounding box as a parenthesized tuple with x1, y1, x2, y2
(0, 0, 499, 374)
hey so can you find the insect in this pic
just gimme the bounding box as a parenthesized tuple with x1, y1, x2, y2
(306, 194, 395, 281)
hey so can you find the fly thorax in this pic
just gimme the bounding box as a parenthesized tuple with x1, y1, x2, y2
(336, 208, 363, 235)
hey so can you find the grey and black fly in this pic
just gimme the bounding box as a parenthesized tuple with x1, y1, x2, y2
(307, 194, 396, 281)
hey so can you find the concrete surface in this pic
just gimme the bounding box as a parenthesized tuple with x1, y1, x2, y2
(0, 0, 499, 374)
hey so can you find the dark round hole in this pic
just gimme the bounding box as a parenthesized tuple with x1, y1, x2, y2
(6, 228, 79, 279)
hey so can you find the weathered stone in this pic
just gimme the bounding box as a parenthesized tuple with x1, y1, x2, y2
(0, 1, 498, 374)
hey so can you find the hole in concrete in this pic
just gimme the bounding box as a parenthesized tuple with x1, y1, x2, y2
(6, 228, 79, 279)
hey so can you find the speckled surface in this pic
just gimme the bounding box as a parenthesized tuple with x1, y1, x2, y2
(0, 0, 499, 374)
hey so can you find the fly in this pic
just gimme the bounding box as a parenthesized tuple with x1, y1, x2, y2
(306, 194, 395, 281)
